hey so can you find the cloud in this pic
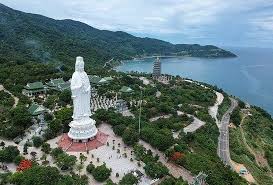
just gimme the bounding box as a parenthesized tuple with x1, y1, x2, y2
(1, 0, 273, 47)
(143, 17, 166, 22)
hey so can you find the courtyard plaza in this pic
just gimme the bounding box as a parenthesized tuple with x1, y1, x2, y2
(49, 123, 153, 184)
(0, 123, 153, 184)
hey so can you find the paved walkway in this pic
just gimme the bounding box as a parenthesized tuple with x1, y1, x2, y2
(149, 114, 172, 122)
(138, 140, 194, 184)
(0, 124, 152, 184)
(182, 79, 224, 128)
(87, 123, 152, 184)
(183, 116, 205, 134)
(176, 111, 205, 134)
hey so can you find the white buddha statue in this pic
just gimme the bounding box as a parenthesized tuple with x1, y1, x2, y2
(71, 57, 91, 120)
(68, 56, 97, 142)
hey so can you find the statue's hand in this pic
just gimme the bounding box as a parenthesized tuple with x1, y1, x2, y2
(84, 86, 90, 93)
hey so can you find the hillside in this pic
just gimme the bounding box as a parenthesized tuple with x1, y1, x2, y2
(0, 63, 248, 184)
(230, 106, 273, 184)
(4, 3, 273, 185)
(0, 3, 236, 67)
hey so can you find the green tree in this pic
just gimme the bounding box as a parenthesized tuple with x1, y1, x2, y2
(86, 163, 95, 174)
(51, 147, 64, 159)
(59, 90, 71, 104)
(79, 153, 87, 164)
(113, 124, 126, 136)
(55, 108, 73, 132)
(10, 166, 62, 185)
(104, 179, 117, 185)
(44, 95, 58, 110)
(48, 119, 63, 136)
(119, 173, 138, 185)
(41, 143, 51, 154)
(13, 155, 25, 165)
(56, 153, 77, 170)
(92, 163, 111, 182)
(144, 162, 169, 179)
(9, 106, 31, 128)
(0, 146, 20, 163)
(230, 107, 241, 127)
(32, 136, 43, 148)
(122, 128, 139, 146)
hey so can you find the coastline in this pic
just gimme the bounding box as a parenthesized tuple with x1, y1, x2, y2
(114, 50, 273, 116)
(130, 54, 237, 61)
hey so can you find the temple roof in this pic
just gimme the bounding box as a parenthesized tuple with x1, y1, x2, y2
(102, 77, 114, 81)
(57, 81, 71, 91)
(88, 75, 108, 85)
(24, 82, 45, 90)
(28, 103, 46, 116)
(119, 86, 133, 93)
(46, 78, 65, 87)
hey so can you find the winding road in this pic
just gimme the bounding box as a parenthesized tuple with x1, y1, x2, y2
(217, 97, 238, 166)
(209, 91, 224, 127)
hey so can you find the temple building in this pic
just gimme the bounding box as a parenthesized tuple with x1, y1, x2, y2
(46, 78, 70, 92)
(28, 103, 47, 116)
(88, 75, 113, 86)
(153, 57, 161, 78)
(57, 82, 71, 92)
(119, 86, 134, 93)
(22, 82, 47, 97)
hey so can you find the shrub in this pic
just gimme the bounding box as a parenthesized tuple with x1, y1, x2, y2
(119, 173, 138, 185)
(0, 146, 20, 162)
(41, 143, 51, 154)
(144, 161, 169, 179)
(13, 155, 25, 165)
(92, 164, 111, 182)
(32, 136, 43, 148)
(86, 163, 95, 174)
(122, 128, 139, 146)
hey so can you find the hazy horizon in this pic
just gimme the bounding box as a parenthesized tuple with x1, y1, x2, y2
(1, 0, 273, 48)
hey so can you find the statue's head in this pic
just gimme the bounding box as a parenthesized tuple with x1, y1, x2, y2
(75, 56, 84, 72)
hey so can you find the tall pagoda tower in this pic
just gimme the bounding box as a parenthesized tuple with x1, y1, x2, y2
(153, 57, 161, 78)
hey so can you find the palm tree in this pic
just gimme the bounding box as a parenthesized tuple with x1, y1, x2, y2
(79, 153, 87, 165)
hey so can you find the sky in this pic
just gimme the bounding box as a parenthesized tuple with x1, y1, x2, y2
(1, 0, 273, 48)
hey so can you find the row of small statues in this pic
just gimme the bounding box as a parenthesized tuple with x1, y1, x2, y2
(90, 96, 117, 111)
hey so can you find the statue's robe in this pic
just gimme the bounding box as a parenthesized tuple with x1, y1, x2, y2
(71, 71, 91, 120)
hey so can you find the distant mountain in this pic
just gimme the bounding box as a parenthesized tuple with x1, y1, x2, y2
(0, 3, 236, 66)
